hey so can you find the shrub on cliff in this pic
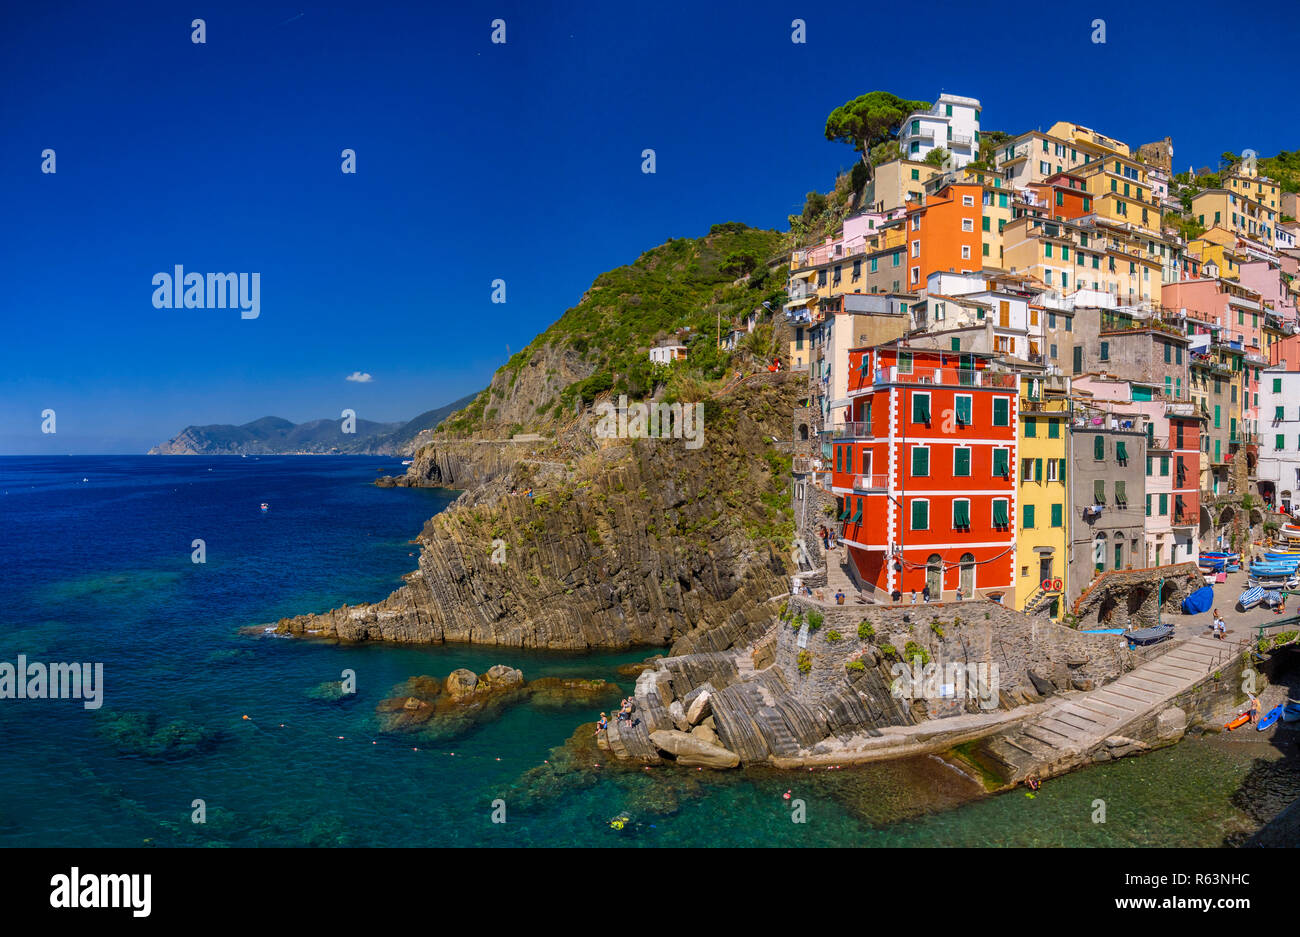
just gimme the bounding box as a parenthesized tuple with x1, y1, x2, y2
(857, 620, 874, 640)
(806, 610, 824, 631)
(904, 641, 930, 666)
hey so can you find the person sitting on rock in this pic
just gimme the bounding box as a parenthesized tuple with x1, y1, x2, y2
(595, 713, 608, 735)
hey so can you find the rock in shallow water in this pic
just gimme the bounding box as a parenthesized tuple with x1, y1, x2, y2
(650, 729, 740, 769)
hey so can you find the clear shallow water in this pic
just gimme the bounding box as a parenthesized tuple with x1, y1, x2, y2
(0, 456, 1286, 847)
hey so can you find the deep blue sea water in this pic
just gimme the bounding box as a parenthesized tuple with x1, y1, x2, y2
(0, 457, 1280, 847)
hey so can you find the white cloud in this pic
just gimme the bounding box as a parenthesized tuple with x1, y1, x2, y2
(345, 371, 373, 383)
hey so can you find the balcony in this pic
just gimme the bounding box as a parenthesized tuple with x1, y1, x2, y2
(852, 474, 889, 491)
(830, 422, 874, 439)
(867, 366, 1019, 389)
(1165, 401, 1198, 417)
(950, 132, 974, 147)
(792, 457, 818, 474)
(909, 130, 937, 145)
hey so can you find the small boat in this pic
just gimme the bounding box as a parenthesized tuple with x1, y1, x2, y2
(401, 460, 413, 465)
(1079, 628, 1126, 635)
(1126, 624, 1174, 646)
(260, 502, 269, 513)
(1281, 701, 1300, 723)
(1257, 705, 1285, 731)
(1262, 590, 1285, 608)
(1239, 586, 1265, 610)
(1224, 713, 1251, 731)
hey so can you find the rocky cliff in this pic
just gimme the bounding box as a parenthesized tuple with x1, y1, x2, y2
(271, 375, 800, 652)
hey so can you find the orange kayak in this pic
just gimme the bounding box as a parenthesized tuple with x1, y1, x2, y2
(1224, 713, 1251, 731)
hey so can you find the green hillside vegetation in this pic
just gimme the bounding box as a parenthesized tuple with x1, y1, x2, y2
(439, 223, 789, 436)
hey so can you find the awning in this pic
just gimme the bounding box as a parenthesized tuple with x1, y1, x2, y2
(791, 268, 816, 280)
(1115, 480, 1127, 504)
(1094, 479, 1105, 503)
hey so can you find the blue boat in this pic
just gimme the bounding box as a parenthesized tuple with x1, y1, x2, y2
(1258, 704, 1284, 730)
(1282, 701, 1300, 723)
(1239, 587, 1265, 610)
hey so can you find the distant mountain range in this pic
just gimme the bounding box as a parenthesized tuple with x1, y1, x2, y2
(148, 394, 478, 455)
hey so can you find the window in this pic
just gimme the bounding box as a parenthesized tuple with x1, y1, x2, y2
(982, 216, 990, 231)
(962, 218, 974, 232)
(955, 395, 972, 425)
(1048, 419, 1059, 438)
(1275, 378, 1283, 393)
(962, 195, 975, 207)
(961, 245, 971, 260)
(952, 499, 970, 529)
(993, 448, 1009, 477)
(1159, 493, 1168, 516)
(1100, 341, 1109, 361)
(1051, 504, 1063, 528)
(1093, 435, 1105, 461)
(954, 447, 971, 477)
(897, 352, 913, 374)
(1160, 456, 1169, 476)
(993, 398, 1010, 426)
(911, 499, 929, 530)
(992, 498, 1009, 527)
(911, 240, 920, 257)
(1094, 479, 1105, 504)
(1024, 417, 1037, 438)
(1023, 504, 1035, 528)
(911, 168, 920, 181)
(911, 446, 930, 476)
(912, 392, 931, 424)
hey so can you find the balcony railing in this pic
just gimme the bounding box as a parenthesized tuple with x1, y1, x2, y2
(872, 367, 1019, 389)
(950, 132, 973, 146)
(831, 422, 874, 439)
(853, 474, 890, 491)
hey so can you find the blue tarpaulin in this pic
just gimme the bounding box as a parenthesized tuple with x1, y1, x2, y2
(1182, 585, 1214, 615)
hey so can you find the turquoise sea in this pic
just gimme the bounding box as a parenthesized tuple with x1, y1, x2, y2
(0, 456, 1289, 847)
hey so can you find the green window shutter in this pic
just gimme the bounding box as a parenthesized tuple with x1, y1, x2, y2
(982, 216, 990, 231)
(1048, 419, 1059, 439)
(1115, 480, 1126, 505)
(1277, 405, 1286, 421)
(1214, 405, 1220, 428)
(951, 338, 960, 352)
(911, 500, 928, 530)
(912, 447, 929, 476)
(953, 500, 970, 528)
(1277, 434, 1286, 451)
(993, 449, 1008, 477)
(1025, 417, 1037, 438)
(1023, 504, 1035, 528)
(993, 398, 1009, 426)
(1145, 494, 1151, 517)
(1051, 504, 1062, 527)
(1116, 441, 1128, 461)
(955, 448, 971, 476)
(835, 446, 842, 473)
(839, 498, 851, 520)
(851, 500, 862, 522)
(1274, 378, 1282, 392)
(1058, 458, 1066, 480)
(956, 397, 972, 424)
(1093, 479, 1105, 503)
(913, 394, 931, 423)
(992, 500, 1008, 526)
(1094, 435, 1104, 460)
(1100, 341, 1109, 360)
(1035, 458, 1043, 481)
(1161, 456, 1169, 476)
(846, 446, 853, 474)
(1159, 493, 1168, 515)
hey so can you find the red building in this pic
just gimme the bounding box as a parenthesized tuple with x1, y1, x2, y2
(1167, 404, 1201, 534)
(830, 344, 1019, 600)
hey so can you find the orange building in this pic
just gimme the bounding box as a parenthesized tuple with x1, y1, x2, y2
(902, 182, 985, 290)
(1026, 171, 1093, 221)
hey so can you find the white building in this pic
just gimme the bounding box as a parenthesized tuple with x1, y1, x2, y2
(1258, 363, 1300, 512)
(649, 343, 687, 364)
(1276, 222, 1297, 252)
(899, 94, 982, 168)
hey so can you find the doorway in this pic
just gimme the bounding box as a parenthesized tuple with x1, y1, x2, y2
(926, 554, 943, 597)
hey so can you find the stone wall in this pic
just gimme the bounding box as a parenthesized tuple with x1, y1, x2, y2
(1069, 562, 1203, 629)
(777, 597, 1143, 715)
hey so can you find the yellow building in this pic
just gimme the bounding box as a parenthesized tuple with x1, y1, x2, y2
(863, 159, 941, 213)
(1016, 373, 1071, 618)
(1185, 230, 1246, 281)
(1191, 185, 1279, 245)
(1076, 155, 1160, 234)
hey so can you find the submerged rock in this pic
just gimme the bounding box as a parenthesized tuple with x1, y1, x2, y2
(96, 711, 223, 761)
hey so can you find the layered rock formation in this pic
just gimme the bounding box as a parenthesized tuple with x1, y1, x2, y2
(270, 376, 799, 651)
(376, 665, 618, 740)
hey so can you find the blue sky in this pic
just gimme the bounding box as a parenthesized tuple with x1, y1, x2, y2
(2, 0, 1297, 453)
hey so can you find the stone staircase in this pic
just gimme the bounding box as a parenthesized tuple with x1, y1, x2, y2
(984, 633, 1247, 780)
